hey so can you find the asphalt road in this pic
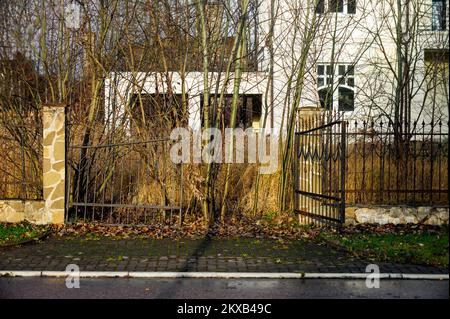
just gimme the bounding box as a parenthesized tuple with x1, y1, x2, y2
(0, 277, 448, 299)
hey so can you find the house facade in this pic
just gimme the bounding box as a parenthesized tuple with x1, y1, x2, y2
(104, 0, 449, 134)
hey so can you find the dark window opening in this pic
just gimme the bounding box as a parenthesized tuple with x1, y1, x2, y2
(319, 88, 333, 110)
(347, 0, 356, 14)
(329, 0, 344, 12)
(338, 87, 354, 111)
(200, 94, 262, 129)
(316, 0, 325, 14)
(347, 65, 354, 75)
(129, 93, 187, 132)
(432, 0, 447, 31)
(318, 64, 325, 75)
(347, 77, 355, 87)
(318, 78, 325, 87)
(424, 49, 449, 62)
(326, 65, 333, 75)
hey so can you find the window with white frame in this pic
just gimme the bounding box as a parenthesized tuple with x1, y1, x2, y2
(317, 64, 334, 110)
(315, 0, 356, 14)
(317, 63, 355, 111)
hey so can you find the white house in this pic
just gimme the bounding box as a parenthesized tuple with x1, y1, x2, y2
(104, 0, 449, 134)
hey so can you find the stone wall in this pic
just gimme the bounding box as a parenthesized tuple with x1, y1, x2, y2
(345, 206, 449, 226)
(0, 200, 45, 224)
(0, 104, 66, 225)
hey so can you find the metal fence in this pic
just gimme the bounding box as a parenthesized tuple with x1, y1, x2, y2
(0, 125, 43, 200)
(345, 119, 448, 206)
(296, 114, 448, 207)
(66, 137, 183, 225)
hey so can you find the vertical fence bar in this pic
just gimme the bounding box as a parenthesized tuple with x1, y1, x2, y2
(429, 121, 434, 205)
(413, 122, 417, 204)
(379, 121, 385, 204)
(340, 120, 346, 225)
(179, 162, 183, 227)
(20, 134, 26, 199)
(404, 121, 409, 204)
(421, 121, 425, 203)
(370, 121, 374, 203)
(353, 121, 358, 203)
(438, 121, 442, 202)
(293, 133, 299, 215)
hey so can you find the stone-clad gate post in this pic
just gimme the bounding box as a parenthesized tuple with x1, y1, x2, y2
(42, 103, 66, 224)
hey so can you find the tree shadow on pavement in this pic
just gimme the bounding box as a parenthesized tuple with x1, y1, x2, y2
(154, 224, 216, 298)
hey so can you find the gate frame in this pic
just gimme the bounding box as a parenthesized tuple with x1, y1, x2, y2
(293, 120, 347, 227)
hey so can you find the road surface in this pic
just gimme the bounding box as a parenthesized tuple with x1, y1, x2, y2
(0, 277, 448, 299)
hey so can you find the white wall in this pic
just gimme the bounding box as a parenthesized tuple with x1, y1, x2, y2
(105, 71, 267, 131)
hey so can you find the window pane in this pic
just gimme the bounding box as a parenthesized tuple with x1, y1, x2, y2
(203, 94, 261, 129)
(326, 65, 333, 75)
(338, 65, 346, 75)
(318, 77, 325, 87)
(339, 77, 345, 85)
(347, 65, 354, 75)
(442, 0, 447, 30)
(432, 0, 446, 31)
(347, 77, 355, 87)
(338, 87, 354, 111)
(326, 77, 332, 85)
(318, 65, 325, 75)
(319, 88, 333, 110)
(130, 93, 186, 130)
(329, 0, 344, 12)
(347, 0, 356, 14)
(315, 0, 325, 14)
(251, 95, 262, 126)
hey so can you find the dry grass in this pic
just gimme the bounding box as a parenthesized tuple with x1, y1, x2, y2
(346, 142, 448, 205)
(0, 127, 42, 200)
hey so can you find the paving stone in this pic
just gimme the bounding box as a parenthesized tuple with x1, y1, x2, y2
(0, 236, 447, 274)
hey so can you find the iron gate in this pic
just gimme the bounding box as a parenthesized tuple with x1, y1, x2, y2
(65, 138, 183, 225)
(293, 120, 346, 227)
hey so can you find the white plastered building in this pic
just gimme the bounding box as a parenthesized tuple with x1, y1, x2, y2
(104, 0, 449, 133)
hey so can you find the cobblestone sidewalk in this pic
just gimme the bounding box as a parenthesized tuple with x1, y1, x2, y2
(0, 236, 448, 274)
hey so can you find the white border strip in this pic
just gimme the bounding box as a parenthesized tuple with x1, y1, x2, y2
(0, 271, 448, 280)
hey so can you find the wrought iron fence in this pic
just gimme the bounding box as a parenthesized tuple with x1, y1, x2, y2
(0, 125, 43, 200)
(66, 137, 183, 225)
(297, 113, 448, 207)
(345, 119, 448, 206)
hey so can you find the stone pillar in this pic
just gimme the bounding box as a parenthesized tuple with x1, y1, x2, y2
(42, 103, 66, 224)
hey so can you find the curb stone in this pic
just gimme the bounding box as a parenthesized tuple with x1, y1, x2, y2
(0, 270, 448, 280)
